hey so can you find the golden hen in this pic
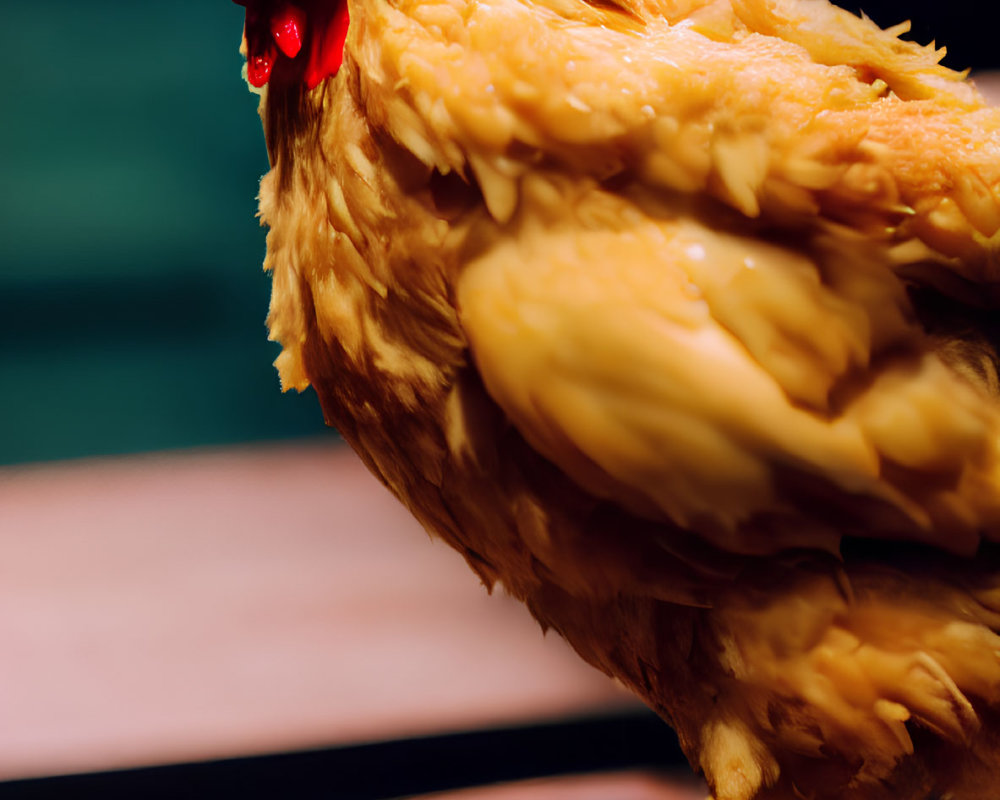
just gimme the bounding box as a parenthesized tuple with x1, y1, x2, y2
(234, 1, 1000, 797)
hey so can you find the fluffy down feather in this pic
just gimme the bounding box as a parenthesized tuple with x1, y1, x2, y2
(240, 1, 1000, 797)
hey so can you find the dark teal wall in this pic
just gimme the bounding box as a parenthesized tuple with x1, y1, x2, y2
(0, 2, 331, 465)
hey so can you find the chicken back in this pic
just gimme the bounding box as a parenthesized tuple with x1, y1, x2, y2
(236, 0, 1000, 797)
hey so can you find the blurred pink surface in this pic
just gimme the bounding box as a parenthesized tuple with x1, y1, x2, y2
(979, 73, 1000, 102)
(0, 441, 646, 780)
(416, 771, 705, 800)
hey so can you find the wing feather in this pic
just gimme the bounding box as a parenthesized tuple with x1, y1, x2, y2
(456, 177, 1000, 556)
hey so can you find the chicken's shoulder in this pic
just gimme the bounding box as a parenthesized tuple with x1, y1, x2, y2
(455, 175, 1000, 557)
(354, 0, 1000, 284)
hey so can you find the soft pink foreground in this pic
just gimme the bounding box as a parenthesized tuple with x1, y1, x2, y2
(0, 440, 701, 798)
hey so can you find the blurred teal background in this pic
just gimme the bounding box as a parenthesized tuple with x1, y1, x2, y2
(0, 2, 329, 465)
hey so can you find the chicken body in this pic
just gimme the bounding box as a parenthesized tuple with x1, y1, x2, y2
(244, 1, 1000, 797)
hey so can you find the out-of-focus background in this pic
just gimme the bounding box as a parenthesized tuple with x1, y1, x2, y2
(850, 0, 993, 70)
(0, 2, 323, 466)
(0, 0, 995, 467)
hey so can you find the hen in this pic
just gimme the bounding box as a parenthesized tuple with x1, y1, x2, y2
(234, 1, 1000, 798)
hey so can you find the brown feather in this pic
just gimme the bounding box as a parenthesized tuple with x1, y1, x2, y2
(244, 1, 1000, 797)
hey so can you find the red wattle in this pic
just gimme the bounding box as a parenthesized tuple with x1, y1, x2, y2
(304, 3, 350, 90)
(247, 44, 277, 87)
(271, 4, 305, 59)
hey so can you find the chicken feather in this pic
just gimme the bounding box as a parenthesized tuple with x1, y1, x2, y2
(238, 0, 1000, 797)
